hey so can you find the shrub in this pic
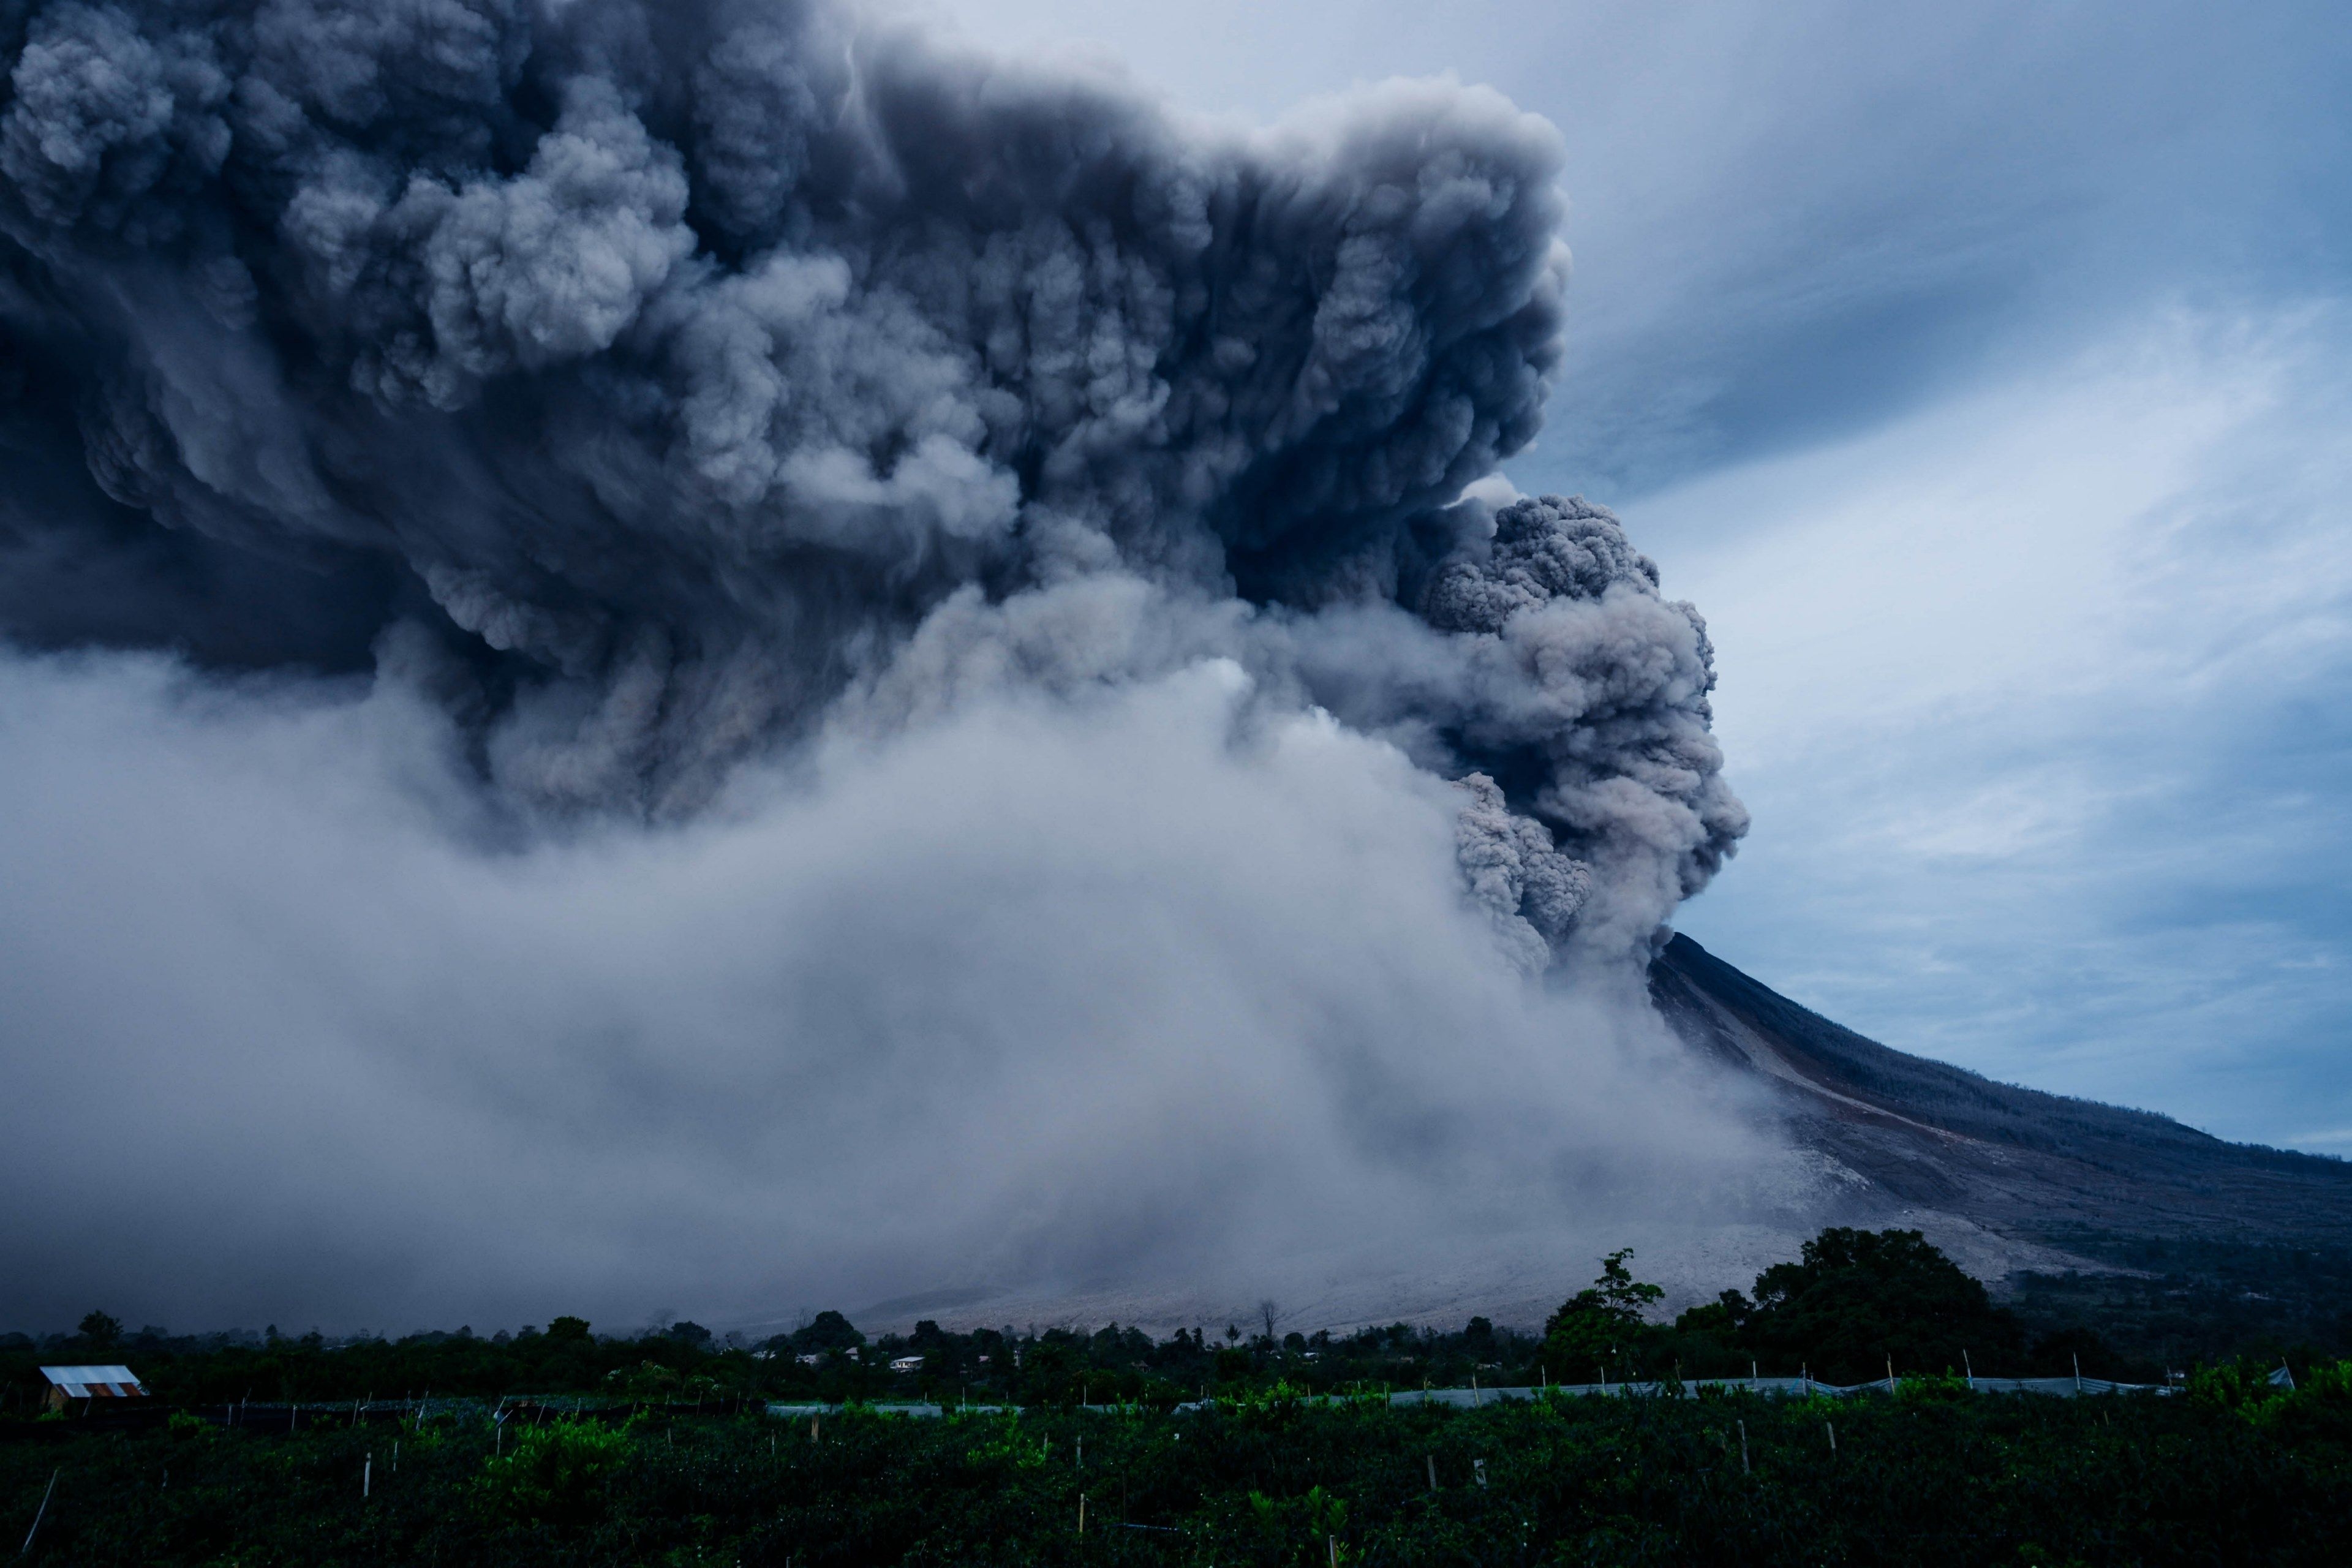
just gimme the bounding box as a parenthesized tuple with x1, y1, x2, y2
(475, 1417, 634, 1527)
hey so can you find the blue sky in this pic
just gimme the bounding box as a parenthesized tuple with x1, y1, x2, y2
(924, 0, 2352, 1152)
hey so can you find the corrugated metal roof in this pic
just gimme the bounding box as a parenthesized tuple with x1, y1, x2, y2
(39, 1365, 146, 1398)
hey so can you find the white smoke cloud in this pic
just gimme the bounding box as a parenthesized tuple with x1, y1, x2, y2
(0, 644, 1786, 1330)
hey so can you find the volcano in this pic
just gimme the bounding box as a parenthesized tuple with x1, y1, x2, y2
(1652, 933, 2352, 1351)
(1651, 933, 2352, 1250)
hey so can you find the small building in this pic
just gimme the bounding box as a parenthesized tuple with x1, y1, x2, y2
(40, 1365, 148, 1412)
(888, 1355, 923, 1373)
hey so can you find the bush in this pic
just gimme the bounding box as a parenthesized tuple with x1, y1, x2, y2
(475, 1416, 634, 1527)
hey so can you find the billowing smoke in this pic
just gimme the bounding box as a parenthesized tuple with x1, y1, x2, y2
(0, 0, 1768, 1330)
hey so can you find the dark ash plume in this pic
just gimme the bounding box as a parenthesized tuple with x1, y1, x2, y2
(1419, 494, 1749, 960)
(0, 0, 1739, 962)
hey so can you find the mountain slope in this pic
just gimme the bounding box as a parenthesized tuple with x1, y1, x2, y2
(854, 937, 2349, 1343)
(1650, 932, 2352, 1262)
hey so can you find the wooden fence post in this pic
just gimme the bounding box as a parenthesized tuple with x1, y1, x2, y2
(20, 1468, 58, 1558)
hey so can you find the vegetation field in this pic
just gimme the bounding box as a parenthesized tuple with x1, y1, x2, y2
(10, 1231, 2348, 1562)
(8, 1374, 2352, 1566)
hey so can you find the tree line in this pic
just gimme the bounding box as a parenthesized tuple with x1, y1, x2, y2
(4, 1228, 2332, 1416)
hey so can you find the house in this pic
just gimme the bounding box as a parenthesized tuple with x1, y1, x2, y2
(40, 1365, 148, 1412)
(888, 1355, 924, 1373)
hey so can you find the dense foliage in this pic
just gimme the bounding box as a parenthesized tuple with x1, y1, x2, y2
(1542, 1228, 2348, 1387)
(2008, 1236, 2352, 1370)
(10, 1229, 2340, 1423)
(7, 1376, 2352, 1565)
(12, 1230, 2352, 1560)
(1646, 1229, 2031, 1385)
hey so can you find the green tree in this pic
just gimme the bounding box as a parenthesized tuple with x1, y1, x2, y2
(793, 1311, 864, 1352)
(1542, 1250, 1665, 1373)
(1664, 1290, 1760, 1377)
(76, 1311, 122, 1348)
(1741, 1227, 2023, 1383)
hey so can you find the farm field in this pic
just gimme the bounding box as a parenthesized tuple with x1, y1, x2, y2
(7, 1379, 2351, 1566)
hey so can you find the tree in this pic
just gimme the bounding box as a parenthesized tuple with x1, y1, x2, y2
(1740, 1227, 2024, 1383)
(793, 1311, 864, 1352)
(77, 1311, 121, 1348)
(1673, 1291, 1754, 1337)
(547, 1316, 592, 1343)
(1663, 1290, 1758, 1376)
(1542, 1250, 1665, 1371)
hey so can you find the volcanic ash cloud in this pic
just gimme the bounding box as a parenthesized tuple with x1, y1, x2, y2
(0, 0, 1774, 1329)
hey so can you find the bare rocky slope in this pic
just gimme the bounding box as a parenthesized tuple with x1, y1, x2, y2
(1653, 933, 2352, 1353)
(1651, 933, 2352, 1250)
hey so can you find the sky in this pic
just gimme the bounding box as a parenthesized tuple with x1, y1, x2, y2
(913, 0, 2352, 1153)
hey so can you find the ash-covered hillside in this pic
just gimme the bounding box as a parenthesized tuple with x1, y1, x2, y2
(1653, 933, 2352, 1355)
